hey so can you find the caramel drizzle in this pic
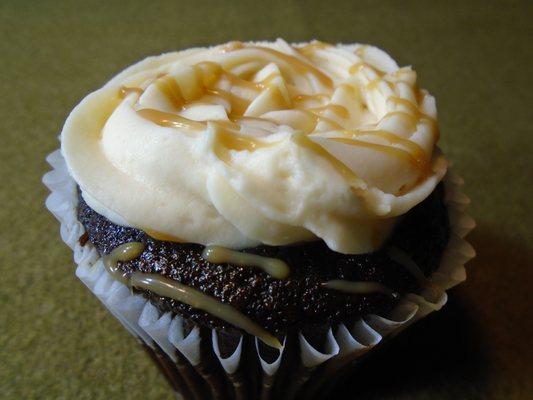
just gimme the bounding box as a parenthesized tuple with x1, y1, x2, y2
(348, 62, 368, 76)
(386, 246, 443, 302)
(310, 104, 349, 119)
(386, 246, 432, 287)
(137, 108, 206, 131)
(211, 124, 276, 162)
(130, 274, 281, 348)
(347, 60, 437, 140)
(137, 98, 427, 175)
(143, 229, 186, 243)
(338, 129, 426, 162)
(330, 137, 419, 169)
(102, 242, 282, 349)
(212, 126, 261, 148)
(119, 86, 144, 98)
(387, 96, 421, 114)
(322, 280, 398, 298)
(223, 43, 333, 89)
(102, 242, 145, 285)
(123, 41, 437, 199)
(297, 40, 332, 55)
(298, 109, 344, 130)
(156, 75, 186, 108)
(386, 97, 439, 140)
(202, 246, 290, 279)
(292, 93, 330, 104)
(291, 132, 366, 190)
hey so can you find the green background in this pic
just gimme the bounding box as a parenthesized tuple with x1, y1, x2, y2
(1, 0, 532, 398)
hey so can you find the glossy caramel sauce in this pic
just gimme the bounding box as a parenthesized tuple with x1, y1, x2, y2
(131, 272, 282, 348)
(118, 42, 436, 198)
(103, 242, 282, 349)
(386, 246, 431, 287)
(144, 229, 187, 243)
(386, 246, 443, 302)
(202, 245, 290, 279)
(103, 242, 145, 285)
(322, 279, 398, 298)
(119, 86, 144, 98)
(137, 108, 206, 131)
(291, 132, 366, 190)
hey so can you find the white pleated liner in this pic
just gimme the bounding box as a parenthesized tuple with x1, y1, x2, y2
(255, 337, 286, 376)
(43, 149, 475, 378)
(212, 331, 243, 374)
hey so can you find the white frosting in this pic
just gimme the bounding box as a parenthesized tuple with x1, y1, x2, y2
(61, 40, 447, 254)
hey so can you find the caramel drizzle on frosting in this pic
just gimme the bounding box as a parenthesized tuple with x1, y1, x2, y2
(119, 41, 437, 202)
(137, 108, 206, 131)
(322, 280, 399, 298)
(291, 132, 367, 190)
(328, 135, 427, 173)
(244, 45, 333, 88)
(102, 242, 282, 349)
(143, 229, 186, 243)
(221, 41, 333, 88)
(297, 40, 332, 55)
(202, 245, 290, 279)
(119, 86, 144, 98)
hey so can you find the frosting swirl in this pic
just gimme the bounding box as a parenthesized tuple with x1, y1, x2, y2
(61, 40, 447, 254)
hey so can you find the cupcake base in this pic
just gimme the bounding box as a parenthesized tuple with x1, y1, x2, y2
(43, 149, 475, 399)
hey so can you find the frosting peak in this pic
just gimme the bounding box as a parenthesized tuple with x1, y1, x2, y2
(62, 40, 447, 253)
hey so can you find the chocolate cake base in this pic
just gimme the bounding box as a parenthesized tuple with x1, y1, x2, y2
(77, 183, 449, 336)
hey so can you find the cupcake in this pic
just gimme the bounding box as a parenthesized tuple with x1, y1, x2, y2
(44, 39, 475, 399)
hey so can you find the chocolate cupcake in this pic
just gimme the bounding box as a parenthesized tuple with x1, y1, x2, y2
(44, 39, 475, 399)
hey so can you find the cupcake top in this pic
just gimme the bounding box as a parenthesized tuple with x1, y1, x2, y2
(62, 39, 447, 254)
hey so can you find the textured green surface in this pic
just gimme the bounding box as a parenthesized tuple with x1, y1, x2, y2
(1, 0, 532, 399)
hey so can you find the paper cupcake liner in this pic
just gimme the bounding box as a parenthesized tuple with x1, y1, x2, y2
(43, 149, 475, 399)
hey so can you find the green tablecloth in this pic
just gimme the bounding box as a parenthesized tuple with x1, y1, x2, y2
(1, 0, 531, 398)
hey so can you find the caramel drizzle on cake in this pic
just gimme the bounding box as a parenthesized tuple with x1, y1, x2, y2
(202, 245, 290, 279)
(103, 242, 283, 349)
(386, 246, 442, 294)
(322, 280, 398, 298)
(102, 241, 409, 346)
